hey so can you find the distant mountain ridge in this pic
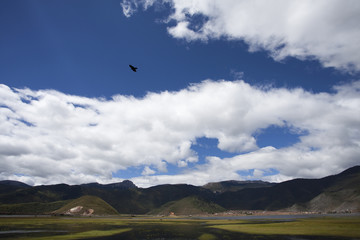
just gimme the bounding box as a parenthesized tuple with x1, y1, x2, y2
(0, 166, 359, 215)
(81, 180, 137, 189)
(0, 180, 31, 193)
(216, 165, 360, 212)
(203, 180, 275, 193)
(0, 180, 30, 187)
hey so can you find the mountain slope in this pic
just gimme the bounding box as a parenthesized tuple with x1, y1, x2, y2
(216, 166, 360, 211)
(52, 195, 119, 216)
(0, 166, 359, 214)
(203, 180, 275, 193)
(0, 180, 31, 193)
(286, 166, 360, 213)
(0, 200, 71, 215)
(148, 196, 225, 215)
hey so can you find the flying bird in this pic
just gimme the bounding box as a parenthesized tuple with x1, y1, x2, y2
(129, 65, 138, 72)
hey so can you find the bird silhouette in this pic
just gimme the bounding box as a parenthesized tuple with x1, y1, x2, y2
(129, 65, 138, 72)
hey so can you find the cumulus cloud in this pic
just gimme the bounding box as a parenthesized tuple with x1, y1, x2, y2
(0, 80, 359, 187)
(142, 166, 156, 175)
(121, 0, 360, 72)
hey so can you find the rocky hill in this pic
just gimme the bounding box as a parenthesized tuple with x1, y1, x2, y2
(52, 195, 119, 216)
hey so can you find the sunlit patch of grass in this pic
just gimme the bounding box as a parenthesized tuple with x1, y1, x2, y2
(128, 218, 202, 225)
(198, 233, 217, 240)
(205, 219, 247, 225)
(23, 228, 132, 240)
(209, 217, 360, 238)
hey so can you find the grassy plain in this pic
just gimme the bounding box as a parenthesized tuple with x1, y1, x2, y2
(0, 217, 130, 240)
(0, 215, 359, 239)
(208, 217, 360, 238)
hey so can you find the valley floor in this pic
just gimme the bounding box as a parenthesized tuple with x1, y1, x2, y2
(0, 214, 359, 240)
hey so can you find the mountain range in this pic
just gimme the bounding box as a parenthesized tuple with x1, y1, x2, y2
(0, 166, 359, 215)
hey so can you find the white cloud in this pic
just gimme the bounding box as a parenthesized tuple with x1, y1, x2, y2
(121, 0, 158, 17)
(0, 80, 359, 187)
(121, 0, 360, 72)
(142, 166, 156, 175)
(120, 0, 138, 17)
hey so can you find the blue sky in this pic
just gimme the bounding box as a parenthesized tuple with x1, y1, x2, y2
(1, 0, 360, 187)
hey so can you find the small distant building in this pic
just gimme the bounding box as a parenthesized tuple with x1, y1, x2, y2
(169, 212, 175, 216)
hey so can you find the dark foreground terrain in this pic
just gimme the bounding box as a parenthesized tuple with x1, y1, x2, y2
(0, 215, 359, 240)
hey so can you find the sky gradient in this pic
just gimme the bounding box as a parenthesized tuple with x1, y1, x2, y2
(1, 0, 360, 187)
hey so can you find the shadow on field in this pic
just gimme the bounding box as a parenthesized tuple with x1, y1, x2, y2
(85, 223, 355, 240)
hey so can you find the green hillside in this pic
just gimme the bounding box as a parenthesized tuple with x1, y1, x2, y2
(287, 166, 360, 213)
(0, 200, 71, 215)
(148, 196, 225, 215)
(53, 195, 119, 216)
(217, 166, 360, 211)
(0, 166, 359, 215)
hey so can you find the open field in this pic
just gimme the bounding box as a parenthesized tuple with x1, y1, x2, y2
(0, 215, 359, 239)
(209, 217, 360, 238)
